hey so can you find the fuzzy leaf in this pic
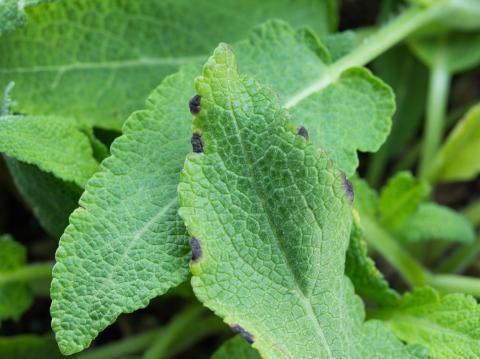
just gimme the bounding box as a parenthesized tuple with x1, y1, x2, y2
(346, 216, 399, 307)
(427, 104, 480, 182)
(396, 203, 475, 244)
(0, 235, 33, 321)
(0, 0, 336, 130)
(0, 335, 64, 359)
(50, 67, 197, 354)
(379, 172, 430, 230)
(383, 287, 480, 359)
(0, 0, 54, 35)
(212, 337, 261, 359)
(178, 44, 422, 359)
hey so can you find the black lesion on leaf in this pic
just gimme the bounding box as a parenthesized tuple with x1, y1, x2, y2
(191, 134, 203, 153)
(297, 126, 309, 140)
(189, 237, 202, 262)
(231, 324, 254, 344)
(340, 172, 354, 204)
(189, 94, 201, 115)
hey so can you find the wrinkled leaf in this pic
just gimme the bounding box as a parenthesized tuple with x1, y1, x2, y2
(396, 203, 475, 244)
(0, 0, 54, 35)
(178, 44, 422, 359)
(211, 337, 261, 359)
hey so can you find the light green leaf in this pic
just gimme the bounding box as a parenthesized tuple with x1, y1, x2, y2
(0, 0, 54, 35)
(235, 21, 395, 175)
(0, 0, 336, 130)
(178, 43, 422, 359)
(0, 235, 33, 321)
(0, 335, 64, 359)
(396, 203, 475, 243)
(4, 158, 82, 237)
(0, 115, 98, 187)
(427, 104, 480, 182)
(351, 176, 380, 219)
(383, 287, 480, 359)
(346, 216, 399, 307)
(211, 337, 261, 359)
(379, 171, 430, 230)
(50, 67, 196, 355)
(321, 30, 357, 61)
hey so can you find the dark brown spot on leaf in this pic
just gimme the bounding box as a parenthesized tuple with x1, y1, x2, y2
(297, 126, 309, 139)
(340, 172, 354, 204)
(191, 134, 203, 153)
(189, 95, 201, 114)
(231, 324, 254, 344)
(189, 237, 202, 262)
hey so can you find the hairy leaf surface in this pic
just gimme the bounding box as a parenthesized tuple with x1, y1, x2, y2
(178, 44, 422, 359)
(396, 203, 475, 244)
(0, 0, 336, 130)
(383, 287, 480, 359)
(0, 0, 54, 35)
(0, 235, 33, 321)
(212, 337, 261, 359)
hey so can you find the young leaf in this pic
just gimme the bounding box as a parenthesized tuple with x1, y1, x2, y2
(0, 235, 33, 321)
(178, 44, 422, 359)
(50, 67, 197, 355)
(382, 287, 480, 359)
(4, 158, 82, 238)
(211, 337, 261, 359)
(0, 115, 98, 187)
(379, 172, 430, 230)
(346, 215, 400, 307)
(0, 0, 336, 130)
(0, 335, 64, 359)
(396, 203, 475, 244)
(426, 104, 480, 182)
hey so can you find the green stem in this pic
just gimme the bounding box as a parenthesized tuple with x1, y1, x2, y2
(426, 273, 480, 297)
(284, 3, 446, 108)
(437, 236, 480, 274)
(420, 41, 451, 179)
(0, 261, 53, 285)
(366, 146, 389, 189)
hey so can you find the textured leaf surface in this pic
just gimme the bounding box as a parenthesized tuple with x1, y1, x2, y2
(0, 235, 33, 321)
(212, 337, 261, 359)
(346, 216, 399, 307)
(179, 44, 422, 359)
(427, 104, 480, 182)
(50, 68, 196, 355)
(0, 0, 336, 130)
(0, 335, 64, 359)
(235, 21, 395, 175)
(0, 0, 53, 35)
(379, 172, 430, 230)
(0, 115, 98, 187)
(4, 158, 82, 237)
(396, 203, 475, 244)
(383, 287, 480, 359)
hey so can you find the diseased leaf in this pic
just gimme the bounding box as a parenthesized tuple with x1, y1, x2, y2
(211, 337, 261, 359)
(0, 115, 98, 187)
(0, 235, 33, 321)
(178, 44, 422, 359)
(0, 0, 336, 130)
(426, 104, 480, 182)
(379, 172, 430, 230)
(346, 215, 400, 307)
(383, 287, 480, 359)
(50, 67, 197, 355)
(4, 158, 81, 237)
(0, 335, 64, 359)
(396, 203, 475, 244)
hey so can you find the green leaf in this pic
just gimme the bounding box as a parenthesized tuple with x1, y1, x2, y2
(0, 335, 64, 359)
(50, 67, 196, 355)
(0, 115, 98, 187)
(235, 21, 395, 175)
(321, 30, 357, 61)
(382, 287, 480, 359)
(4, 158, 82, 237)
(346, 216, 400, 307)
(211, 337, 261, 359)
(178, 43, 422, 359)
(379, 172, 430, 230)
(426, 104, 480, 182)
(0, 0, 336, 130)
(0, 235, 33, 321)
(0, 0, 54, 35)
(351, 176, 380, 219)
(396, 203, 475, 243)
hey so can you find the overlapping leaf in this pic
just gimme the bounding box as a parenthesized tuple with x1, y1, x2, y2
(212, 337, 261, 359)
(0, 0, 54, 35)
(0, 335, 64, 359)
(178, 44, 421, 359)
(0, 0, 336, 130)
